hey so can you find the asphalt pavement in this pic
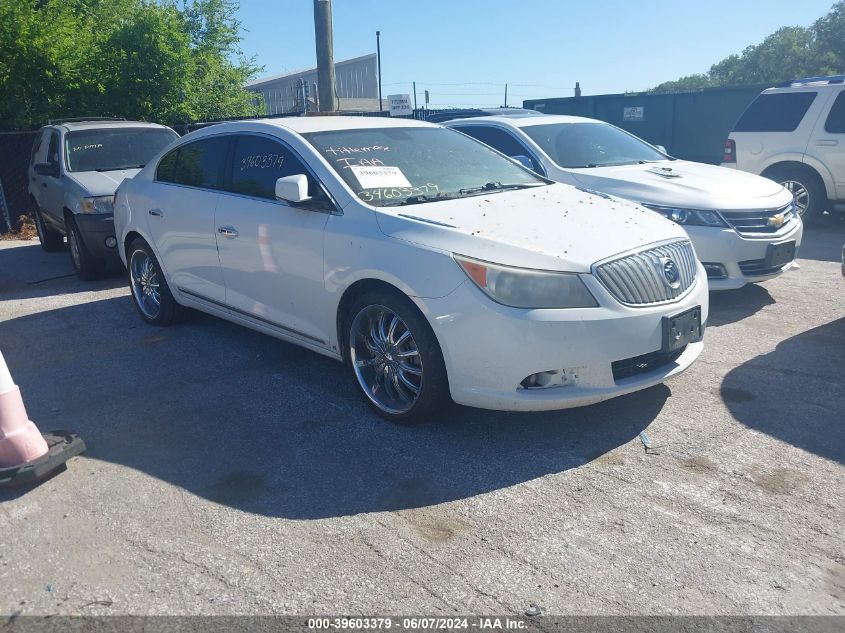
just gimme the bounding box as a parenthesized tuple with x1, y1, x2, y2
(0, 221, 843, 616)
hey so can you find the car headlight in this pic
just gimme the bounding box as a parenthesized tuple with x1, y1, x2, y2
(80, 196, 114, 214)
(642, 204, 728, 228)
(454, 255, 598, 308)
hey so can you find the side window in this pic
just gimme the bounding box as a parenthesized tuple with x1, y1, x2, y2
(47, 132, 60, 166)
(226, 135, 334, 210)
(30, 130, 44, 164)
(734, 92, 817, 132)
(455, 126, 543, 173)
(824, 91, 845, 134)
(160, 136, 228, 189)
(156, 148, 180, 183)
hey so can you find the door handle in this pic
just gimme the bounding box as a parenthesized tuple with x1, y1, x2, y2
(218, 226, 239, 238)
(816, 139, 839, 146)
(41, 183, 47, 188)
(148, 209, 163, 217)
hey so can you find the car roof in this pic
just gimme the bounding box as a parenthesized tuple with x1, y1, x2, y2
(445, 113, 601, 128)
(194, 115, 437, 137)
(48, 120, 174, 133)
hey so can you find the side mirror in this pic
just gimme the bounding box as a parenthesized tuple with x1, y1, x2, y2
(34, 163, 58, 177)
(654, 145, 668, 154)
(275, 174, 311, 204)
(511, 155, 535, 170)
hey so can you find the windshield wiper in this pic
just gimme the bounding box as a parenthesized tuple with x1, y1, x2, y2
(380, 192, 462, 207)
(93, 164, 144, 172)
(458, 182, 543, 196)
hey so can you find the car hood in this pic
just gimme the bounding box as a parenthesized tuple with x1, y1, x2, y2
(566, 160, 792, 211)
(374, 183, 688, 273)
(67, 168, 142, 197)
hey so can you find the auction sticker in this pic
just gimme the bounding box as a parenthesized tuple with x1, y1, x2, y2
(349, 165, 412, 189)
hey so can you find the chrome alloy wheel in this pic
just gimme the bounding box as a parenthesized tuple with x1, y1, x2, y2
(129, 249, 162, 319)
(349, 305, 423, 415)
(68, 225, 82, 269)
(781, 180, 810, 217)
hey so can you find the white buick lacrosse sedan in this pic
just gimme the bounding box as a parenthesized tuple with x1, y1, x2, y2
(114, 116, 708, 423)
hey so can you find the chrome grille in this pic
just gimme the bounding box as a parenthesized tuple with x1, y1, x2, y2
(595, 240, 697, 306)
(723, 203, 796, 235)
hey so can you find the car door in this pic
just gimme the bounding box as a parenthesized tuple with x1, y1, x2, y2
(452, 124, 547, 176)
(215, 133, 335, 347)
(34, 130, 66, 230)
(145, 136, 229, 305)
(811, 88, 845, 200)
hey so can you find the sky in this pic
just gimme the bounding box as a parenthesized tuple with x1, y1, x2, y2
(236, 0, 837, 108)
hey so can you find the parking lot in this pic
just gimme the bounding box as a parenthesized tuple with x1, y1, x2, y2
(0, 222, 844, 616)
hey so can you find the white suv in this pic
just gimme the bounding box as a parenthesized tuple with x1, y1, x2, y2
(721, 75, 845, 223)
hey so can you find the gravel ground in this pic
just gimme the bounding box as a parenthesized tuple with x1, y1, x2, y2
(0, 221, 843, 617)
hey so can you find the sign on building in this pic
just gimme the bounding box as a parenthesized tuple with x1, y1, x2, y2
(623, 106, 644, 121)
(388, 94, 413, 117)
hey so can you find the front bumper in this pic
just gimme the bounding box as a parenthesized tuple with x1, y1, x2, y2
(417, 266, 709, 412)
(73, 213, 119, 259)
(684, 219, 803, 291)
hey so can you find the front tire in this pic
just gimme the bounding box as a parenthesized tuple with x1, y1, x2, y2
(33, 205, 63, 252)
(67, 217, 106, 280)
(346, 290, 450, 424)
(767, 166, 827, 225)
(127, 238, 184, 326)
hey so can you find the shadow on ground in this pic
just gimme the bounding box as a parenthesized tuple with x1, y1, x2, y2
(721, 317, 845, 465)
(0, 241, 124, 300)
(707, 283, 775, 327)
(798, 214, 845, 263)
(0, 296, 669, 518)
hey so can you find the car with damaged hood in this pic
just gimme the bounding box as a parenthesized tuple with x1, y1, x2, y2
(447, 113, 802, 290)
(28, 118, 179, 279)
(113, 116, 708, 423)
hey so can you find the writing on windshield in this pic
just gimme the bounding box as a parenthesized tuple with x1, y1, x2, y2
(64, 128, 178, 173)
(304, 127, 544, 207)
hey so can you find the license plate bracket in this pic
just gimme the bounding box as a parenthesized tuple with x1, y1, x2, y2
(765, 240, 796, 269)
(661, 306, 702, 353)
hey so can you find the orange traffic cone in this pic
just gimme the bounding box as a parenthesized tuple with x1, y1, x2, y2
(0, 349, 85, 487)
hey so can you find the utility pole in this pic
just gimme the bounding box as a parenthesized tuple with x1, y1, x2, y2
(376, 31, 383, 111)
(313, 0, 338, 112)
(504, 83, 508, 108)
(413, 81, 417, 110)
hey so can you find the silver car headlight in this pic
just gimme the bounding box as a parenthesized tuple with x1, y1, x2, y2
(80, 196, 114, 214)
(454, 255, 598, 309)
(642, 204, 728, 228)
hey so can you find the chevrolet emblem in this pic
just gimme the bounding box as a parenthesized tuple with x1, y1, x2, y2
(767, 213, 786, 228)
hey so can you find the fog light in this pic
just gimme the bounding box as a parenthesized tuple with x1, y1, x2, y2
(702, 263, 727, 279)
(520, 367, 582, 390)
(104, 236, 117, 248)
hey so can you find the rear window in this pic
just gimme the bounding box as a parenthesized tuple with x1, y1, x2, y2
(824, 91, 845, 133)
(734, 92, 817, 132)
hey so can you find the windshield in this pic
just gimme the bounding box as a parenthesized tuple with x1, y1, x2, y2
(64, 127, 179, 172)
(303, 127, 545, 206)
(521, 122, 668, 168)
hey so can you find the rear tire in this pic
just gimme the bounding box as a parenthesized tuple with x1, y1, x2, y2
(66, 217, 106, 280)
(33, 205, 63, 252)
(345, 289, 450, 424)
(766, 166, 827, 225)
(127, 238, 185, 326)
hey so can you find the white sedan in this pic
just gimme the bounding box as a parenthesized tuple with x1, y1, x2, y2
(447, 114, 803, 291)
(114, 116, 708, 423)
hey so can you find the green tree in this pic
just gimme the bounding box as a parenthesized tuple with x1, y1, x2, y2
(651, 2, 845, 92)
(0, 0, 262, 130)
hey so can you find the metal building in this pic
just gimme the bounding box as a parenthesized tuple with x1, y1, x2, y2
(246, 53, 380, 114)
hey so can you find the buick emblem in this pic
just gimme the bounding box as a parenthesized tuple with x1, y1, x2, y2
(660, 257, 681, 289)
